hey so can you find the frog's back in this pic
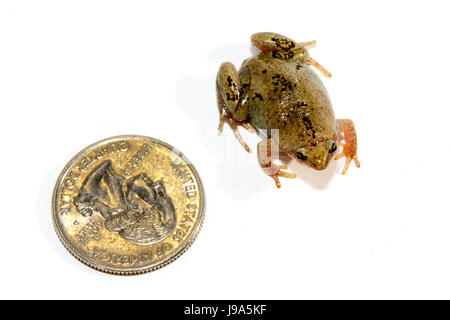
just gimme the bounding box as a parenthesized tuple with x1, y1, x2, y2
(240, 53, 337, 151)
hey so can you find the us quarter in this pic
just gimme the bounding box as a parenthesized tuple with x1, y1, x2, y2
(52, 135, 205, 275)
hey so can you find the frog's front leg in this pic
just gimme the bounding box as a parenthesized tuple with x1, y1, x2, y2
(335, 119, 361, 175)
(216, 62, 254, 153)
(258, 138, 297, 189)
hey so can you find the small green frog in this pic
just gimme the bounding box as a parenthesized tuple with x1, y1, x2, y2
(216, 32, 360, 188)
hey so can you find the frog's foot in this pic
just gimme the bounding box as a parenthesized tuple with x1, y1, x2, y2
(218, 111, 254, 153)
(306, 57, 332, 78)
(258, 138, 297, 188)
(269, 165, 298, 189)
(335, 119, 360, 175)
(218, 111, 255, 135)
(300, 40, 317, 48)
(217, 62, 253, 153)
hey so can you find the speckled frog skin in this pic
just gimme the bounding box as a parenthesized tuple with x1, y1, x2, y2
(239, 50, 337, 157)
(216, 32, 360, 188)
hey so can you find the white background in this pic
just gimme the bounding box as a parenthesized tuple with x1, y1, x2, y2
(1, 0, 449, 299)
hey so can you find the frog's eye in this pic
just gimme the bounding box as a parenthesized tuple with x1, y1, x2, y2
(326, 140, 337, 153)
(296, 147, 308, 160)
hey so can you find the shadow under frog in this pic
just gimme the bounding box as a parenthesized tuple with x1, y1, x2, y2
(73, 160, 176, 245)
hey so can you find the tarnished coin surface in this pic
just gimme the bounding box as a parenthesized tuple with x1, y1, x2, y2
(52, 135, 205, 275)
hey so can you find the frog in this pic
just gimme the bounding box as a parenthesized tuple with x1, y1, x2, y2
(216, 32, 360, 188)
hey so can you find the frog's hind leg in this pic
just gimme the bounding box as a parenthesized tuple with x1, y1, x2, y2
(251, 32, 297, 52)
(252, 32, 318, 52)
(251, 32, 332, 77)
(335, 119, 360, 175)
(258, 138, 297, 189)
(216, 62, 254, 153)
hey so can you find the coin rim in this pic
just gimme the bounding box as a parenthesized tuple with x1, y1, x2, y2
(52, 135, 205, 275)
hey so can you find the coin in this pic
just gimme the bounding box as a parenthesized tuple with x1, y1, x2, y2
(52, 135, 205, 275)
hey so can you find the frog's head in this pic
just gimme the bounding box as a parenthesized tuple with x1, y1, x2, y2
(296, 140, 337, 170)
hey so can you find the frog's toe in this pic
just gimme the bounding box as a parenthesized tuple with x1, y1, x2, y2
(341, 156, 360, 175)
(306, 57, 332, 78)
(300, 40, 317, 48)
(335, 147, 360, 175)
(276, 170, 297, 179)
(217, 111, 253, 153)
(217, 113, 226, 135)
(231, 122, 252, 153)
(269, 166, 297, 189)
(257, 138, 297, 188)
(271, 175, 282, 189)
